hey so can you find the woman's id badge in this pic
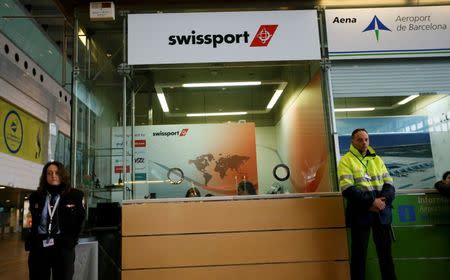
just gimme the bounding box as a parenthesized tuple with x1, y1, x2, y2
(43, 238, 54, 247)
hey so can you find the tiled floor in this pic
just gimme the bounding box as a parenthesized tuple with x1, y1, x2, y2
(0, 233, 28, 279)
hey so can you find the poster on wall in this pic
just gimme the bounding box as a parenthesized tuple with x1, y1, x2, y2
(325, 6, 450, 59)
(0, 98, 45, 164)
(111, 123, 258, 198)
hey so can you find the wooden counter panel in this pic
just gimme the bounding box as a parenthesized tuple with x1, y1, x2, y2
(122, 197, 345, 236)
(122, 261, 350, 280)
(122, 228, 348, 269)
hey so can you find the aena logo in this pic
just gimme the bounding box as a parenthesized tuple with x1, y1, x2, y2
(362, 15, 391, 42)
(168, 25, 278, 48)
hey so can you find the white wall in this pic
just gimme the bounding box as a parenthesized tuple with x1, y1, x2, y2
(0, 152, 42, 190)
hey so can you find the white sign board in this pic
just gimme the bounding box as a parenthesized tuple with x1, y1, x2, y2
(325, 6, 450, 59)
(128, 11, 320, 65)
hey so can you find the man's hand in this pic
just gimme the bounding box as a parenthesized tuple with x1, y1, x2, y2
(369, 205, 380, 212)
(372, 197, 386, 211)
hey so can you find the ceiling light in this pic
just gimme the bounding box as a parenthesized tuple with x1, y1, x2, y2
(334, 107, 375, 112)
(398, 95, 419, 105)
(186, 112, 248, 117)
(266, 82, 287, 109)
(157, 93, 169, 112)
(182, 81, 261, 88)
(267, 89, 284, 109)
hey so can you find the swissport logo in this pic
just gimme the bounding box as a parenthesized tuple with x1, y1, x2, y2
(153, 128, 189, 137)
(167, 25, 278, 48)
(250, 25, 278, 47)
(179, 128, 189, 136)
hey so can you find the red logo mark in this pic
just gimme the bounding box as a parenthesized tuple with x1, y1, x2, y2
(134, 139, 146, 147)
(250, 25, 278, 47)
(114, 165, 130, 173)
(179, 128, 189, 137)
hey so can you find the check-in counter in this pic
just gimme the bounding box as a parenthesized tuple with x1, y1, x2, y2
(121, 193, 350, 280)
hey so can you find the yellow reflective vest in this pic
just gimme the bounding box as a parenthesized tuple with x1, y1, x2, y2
(338, 144, 393, 192)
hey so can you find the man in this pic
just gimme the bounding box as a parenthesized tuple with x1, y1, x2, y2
(338, 128, 397, 280)
(434, 171, 450, 198)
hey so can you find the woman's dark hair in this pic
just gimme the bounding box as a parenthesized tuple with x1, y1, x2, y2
(185, 187, 201, 197)
(351, 128, 368, 139)
(443, 171, 450, 181)
(237, 181, 256, 195)
(37, 161, 70, 193)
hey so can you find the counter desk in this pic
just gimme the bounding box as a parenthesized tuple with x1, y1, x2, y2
(121, 192, 350, 280)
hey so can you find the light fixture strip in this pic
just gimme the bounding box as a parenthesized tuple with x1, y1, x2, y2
(334, 107, 375, 112)
(157, 93, 169, 112)
(266, 89, 284, 109)
(186, 112, 248, 117)
(398, 95, 419, 105)
(182, 81, 261, 88)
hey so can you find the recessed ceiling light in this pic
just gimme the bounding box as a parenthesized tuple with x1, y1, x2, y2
(186, 112, 248, 117)
(398, 95, 419, 105)
(266, 82, 287, 109)
(157, 93, 169, 112)
(334, 107, 375, 112)
(182, 81, 261, 88)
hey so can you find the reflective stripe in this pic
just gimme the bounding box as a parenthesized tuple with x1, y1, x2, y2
(354, 177, 369, 183)
(340, 174, 353, 180)
(371, 175, 384, 181)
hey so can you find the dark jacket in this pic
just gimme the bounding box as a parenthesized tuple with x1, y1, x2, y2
(26, 188, 85, 251)
(343, 183, 395, 226)
(434, 181, 450, 198)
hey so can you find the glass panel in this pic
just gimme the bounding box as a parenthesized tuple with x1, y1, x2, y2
(73, 14, 332, 203)
(334, 93, 450, 190)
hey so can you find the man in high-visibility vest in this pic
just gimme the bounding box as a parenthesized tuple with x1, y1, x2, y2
(338, 128, 397, 280)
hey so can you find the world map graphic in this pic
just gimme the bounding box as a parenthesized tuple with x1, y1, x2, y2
(188, 153, 250, 186)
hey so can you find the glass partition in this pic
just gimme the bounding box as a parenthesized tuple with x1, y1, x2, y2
(72, 12, 334, 205)
(332, 60, 450, 190)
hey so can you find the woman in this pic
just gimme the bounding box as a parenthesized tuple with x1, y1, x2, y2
(26, 161, 85, 280)
(435, 171, 450, 198)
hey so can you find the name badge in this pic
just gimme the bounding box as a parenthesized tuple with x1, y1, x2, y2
(43, 238, 54, 248)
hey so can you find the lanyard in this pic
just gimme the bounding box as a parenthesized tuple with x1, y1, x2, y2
(350, 151, 369, 174)
(46, 194, 60, 234)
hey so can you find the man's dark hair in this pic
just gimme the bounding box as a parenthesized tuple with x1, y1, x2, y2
(38, 161, 71, 193)
(351, 128, 368, 139)
(185, 187, 201, 197)
(237, 181, 256, 195)
(443, 171, 450, 181)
